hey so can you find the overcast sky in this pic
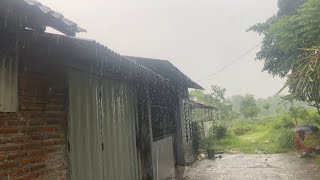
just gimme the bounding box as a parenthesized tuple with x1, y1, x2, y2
(39, 0, 285, 98)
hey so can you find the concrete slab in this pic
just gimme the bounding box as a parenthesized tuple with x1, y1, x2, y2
(183, 153, 320, 180)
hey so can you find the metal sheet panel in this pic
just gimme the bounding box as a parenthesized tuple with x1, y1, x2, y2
(69, 69, 141, 180)
(152, 136, 176, 180)
(100, 79, 140, 180)
(0, 53, 18, 112)
(68, 70, 103, 180)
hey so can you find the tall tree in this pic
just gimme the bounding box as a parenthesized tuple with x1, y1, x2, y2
(281, 95, 308, 125)
(240, 95, 260, 120)
(249, 0, 320, 114)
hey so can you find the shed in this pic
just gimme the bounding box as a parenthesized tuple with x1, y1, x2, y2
(0, 1, 166, 179)
(0, 1, 204, 179)
(183, 100, 217, 164)
(126, 56, 204, 179)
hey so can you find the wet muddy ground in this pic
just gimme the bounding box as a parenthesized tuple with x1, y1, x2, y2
(183, 153, 320, 180)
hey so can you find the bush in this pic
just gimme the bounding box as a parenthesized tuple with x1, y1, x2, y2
(231, 123, 255, 136)
(303, 134, 320, 148)
(273, 129, 295, 149)
(270, 115, 295, 130)
(191, 122, 201, 152)
(216, 125, 227, 140)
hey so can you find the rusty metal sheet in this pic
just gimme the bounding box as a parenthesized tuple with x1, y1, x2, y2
(0, 52, 18, 112)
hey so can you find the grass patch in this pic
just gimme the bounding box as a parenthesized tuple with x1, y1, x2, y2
(214, 121, 295, 154)
(314, 155, 320, 167)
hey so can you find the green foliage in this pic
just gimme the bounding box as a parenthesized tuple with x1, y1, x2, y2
(305, 110, 320, 125)
(215, 125, 227, 140)
(250, 0, 320, 112)
(189, 85, 236, 123)
(231, 123, 256, 136)
(281, 95, 309, 125)
(191, 88, 312, 124)
(289, 106, 308, 125)
(203, 124, 228, 149)
(272, 128, 295, 149)
(277, 0, 305, 17)
(191, 122, 201, 152)
(263, 103, 270, 111)
(204, 126, 216, 150)
(239, 95, 260, 120)
(284, 51, 320, 113)
(302, 134, 320, 148)
(314, 155, 320, 167)
(213, 113, 300, 154)
(231, 94, 310, 119)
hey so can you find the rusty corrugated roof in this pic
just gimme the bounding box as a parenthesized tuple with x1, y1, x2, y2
(0, 0, 86, 36)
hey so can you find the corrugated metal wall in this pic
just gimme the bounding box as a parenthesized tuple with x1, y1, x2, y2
(152, 136, 176, 180)
(68, 70, 140, 180)
(68, 70, 103, 180)
(0, 53, 18, 112)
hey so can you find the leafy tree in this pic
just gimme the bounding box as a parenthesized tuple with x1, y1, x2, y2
(281, 95, 309, 125)
(277, 0, 305, 17)
(263, 103, 270, 111)
(189, 85, 236, 123)
(240, 95, 260, 120)
(288, 106, 308, 126)
(249, 0, 320, 114)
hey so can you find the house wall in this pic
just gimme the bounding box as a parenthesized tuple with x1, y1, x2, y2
(0, 51, 68, 179)
(136, 84, 153, 179)
(68, 69, 141, 180)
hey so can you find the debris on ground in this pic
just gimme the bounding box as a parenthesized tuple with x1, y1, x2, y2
(198, 154, 206, 160)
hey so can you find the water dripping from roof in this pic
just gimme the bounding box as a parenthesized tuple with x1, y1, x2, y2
(19, 16, 22, 28)
(56, 36, 60, 45)
(89, 64, 92, 85)
(31, 31, 38, 41)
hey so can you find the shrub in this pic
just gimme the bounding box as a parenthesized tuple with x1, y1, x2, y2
(302, 134, 320, 148)
(216, 125, 227, 140)
(191, 122, 201, 152)
(273, 129, 295, 149)
(231, 123, 254, 136)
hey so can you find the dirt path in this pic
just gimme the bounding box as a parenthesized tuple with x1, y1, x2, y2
(183, 153, 320, 180)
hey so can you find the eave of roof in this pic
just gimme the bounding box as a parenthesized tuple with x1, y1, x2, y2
(1, 29, 168, 84)
(125, 56, 204, 90)
(0, 0, 86, 36)
(188, 99, 217, 110)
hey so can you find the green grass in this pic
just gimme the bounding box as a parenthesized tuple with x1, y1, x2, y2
(213, 122, 295, 154)
(314, 155, 320, 167)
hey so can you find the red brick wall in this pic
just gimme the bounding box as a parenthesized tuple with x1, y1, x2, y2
(0, 62, 68, 179)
